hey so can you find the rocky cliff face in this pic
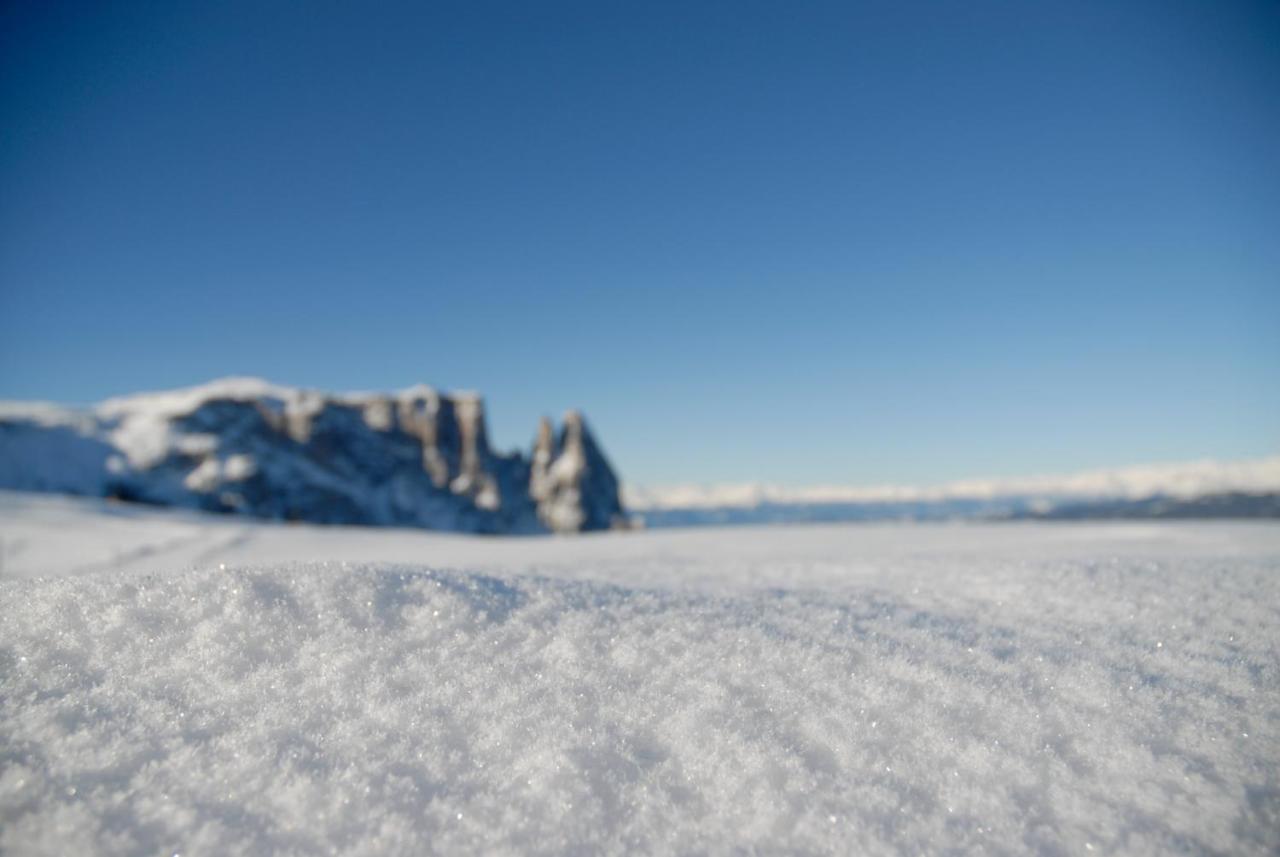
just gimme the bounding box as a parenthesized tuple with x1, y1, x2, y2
(530, 410, 624, 533)
(0, 379, 627, 534)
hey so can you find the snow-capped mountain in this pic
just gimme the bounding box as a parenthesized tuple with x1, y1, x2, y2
(0, 378, 627, 534)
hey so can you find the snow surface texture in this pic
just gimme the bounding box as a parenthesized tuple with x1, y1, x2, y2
(2, 494, 1278, 855)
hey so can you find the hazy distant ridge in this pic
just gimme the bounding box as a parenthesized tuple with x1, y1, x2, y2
(627, 457, 1280, 525)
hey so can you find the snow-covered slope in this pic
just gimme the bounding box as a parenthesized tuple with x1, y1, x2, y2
(1, 493, 1277, 855)
(0, 378, 626, 534)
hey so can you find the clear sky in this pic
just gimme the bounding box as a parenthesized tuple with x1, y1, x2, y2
(2, 0, 1277, 486)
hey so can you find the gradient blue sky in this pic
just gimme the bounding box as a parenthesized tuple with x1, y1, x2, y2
(2, 0, 1277, 486)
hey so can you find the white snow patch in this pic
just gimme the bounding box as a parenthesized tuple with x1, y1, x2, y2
(181, 454, 258, 492)
(95, 377, 297, 420)
(224, 453, 257, 481)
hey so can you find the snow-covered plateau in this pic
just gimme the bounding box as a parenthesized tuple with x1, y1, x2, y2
(1, 492, 1278, 855)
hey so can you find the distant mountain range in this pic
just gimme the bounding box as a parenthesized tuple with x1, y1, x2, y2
(0, 378, 626, 534)
(1012, 491, 1280, 520)
(3, 381, 1275, 532)
(626, 457, 1280, 526)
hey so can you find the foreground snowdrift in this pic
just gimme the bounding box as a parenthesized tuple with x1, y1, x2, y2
(1, 499, 1278, 854)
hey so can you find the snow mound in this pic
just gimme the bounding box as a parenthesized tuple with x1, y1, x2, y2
(3, 542, 1278, 854)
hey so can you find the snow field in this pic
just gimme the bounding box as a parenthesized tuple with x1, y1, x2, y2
(0, 500, 1278, 854)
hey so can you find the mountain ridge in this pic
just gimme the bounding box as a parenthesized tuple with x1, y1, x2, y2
(0, 378, 628, 534)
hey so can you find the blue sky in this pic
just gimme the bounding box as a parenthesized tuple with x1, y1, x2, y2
(1, 0, 1277, 486)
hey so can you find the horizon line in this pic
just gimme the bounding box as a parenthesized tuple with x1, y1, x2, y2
(624, 455, 1280, 510)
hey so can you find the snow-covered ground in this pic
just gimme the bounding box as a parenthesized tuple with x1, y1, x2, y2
(2, 492, 1278, 854)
